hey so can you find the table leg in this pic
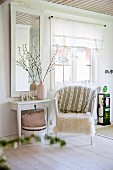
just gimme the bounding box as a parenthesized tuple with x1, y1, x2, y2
(17, 109, 21, 139)
(46, 107, 50, 135)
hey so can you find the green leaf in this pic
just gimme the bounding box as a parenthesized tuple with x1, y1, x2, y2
(0, 164, 11, 170)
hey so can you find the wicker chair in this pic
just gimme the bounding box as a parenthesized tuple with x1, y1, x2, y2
(53, 85, 97, 145)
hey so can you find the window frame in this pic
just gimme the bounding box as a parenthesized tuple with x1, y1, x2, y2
(54, 47, 93, 88)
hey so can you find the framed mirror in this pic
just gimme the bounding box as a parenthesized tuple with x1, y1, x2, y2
(11, 4, 43, 97)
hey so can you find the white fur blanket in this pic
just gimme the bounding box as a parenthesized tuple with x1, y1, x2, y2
(53, 112, 95, 136)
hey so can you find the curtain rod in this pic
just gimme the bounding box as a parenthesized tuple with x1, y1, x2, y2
(49, 16, 106, 27)
(53, 44, 90, 49)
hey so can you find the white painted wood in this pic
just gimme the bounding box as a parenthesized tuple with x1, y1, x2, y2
(10, 4, 44, 97)
(91, 136, 93, 145)
(46, 0, 113, 16)
(17, 109, 21, 139)
(9, 99, 54, 139)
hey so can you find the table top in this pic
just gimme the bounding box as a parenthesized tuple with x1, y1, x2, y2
(9, 98, 54, 105)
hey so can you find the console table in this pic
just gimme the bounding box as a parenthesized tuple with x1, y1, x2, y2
(9, 99, 54, 138)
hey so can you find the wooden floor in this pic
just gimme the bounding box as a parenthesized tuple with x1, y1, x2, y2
(4, 134, 113, 170)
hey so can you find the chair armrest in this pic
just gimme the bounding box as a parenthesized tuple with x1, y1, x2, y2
(54, 91, 59, 120)
(54, 98, 58, 119)
(91, 94, 96, 116)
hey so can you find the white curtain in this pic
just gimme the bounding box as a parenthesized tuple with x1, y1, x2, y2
(52, 17, 105, 50)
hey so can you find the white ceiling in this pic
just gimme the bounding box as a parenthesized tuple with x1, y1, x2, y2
(44, 0, 113, 17)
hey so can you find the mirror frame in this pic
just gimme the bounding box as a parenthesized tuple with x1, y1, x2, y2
(10, 3, 44, 97)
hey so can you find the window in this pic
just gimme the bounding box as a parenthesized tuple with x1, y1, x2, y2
(76, 49, 91, 82)
(55, 47, 72, 86)
(55, 47, 92, 86)
(51, 17, 104, 88)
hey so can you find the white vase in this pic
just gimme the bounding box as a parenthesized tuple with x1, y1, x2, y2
(37, 81, 47, 100)
(30, 81, 38, 97)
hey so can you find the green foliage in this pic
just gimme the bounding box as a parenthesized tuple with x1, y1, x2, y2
(0, 156, 10, 170)
(0, 165, 11, 170)
(0, 135, 66, 170)
(45, 135, 66, 147)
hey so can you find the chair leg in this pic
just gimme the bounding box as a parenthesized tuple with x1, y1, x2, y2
(55, 133, 58, 138)
(91, 137, 93, 145)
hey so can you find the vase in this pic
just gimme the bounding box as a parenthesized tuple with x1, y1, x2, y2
(30, 81, 38, 97)
(37, 81, 47, 100)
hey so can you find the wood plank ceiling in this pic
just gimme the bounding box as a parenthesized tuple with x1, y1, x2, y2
(16, 11, 40, 28)
(45, 0, 113, 17)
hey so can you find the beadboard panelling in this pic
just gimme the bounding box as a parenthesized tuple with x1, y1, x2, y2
(45, 0, 113, 16)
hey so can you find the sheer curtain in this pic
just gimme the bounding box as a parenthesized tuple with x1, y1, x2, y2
(52, 17, 105, 50)
(51, 17, 105, 85)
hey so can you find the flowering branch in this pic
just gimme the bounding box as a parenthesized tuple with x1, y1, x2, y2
(17, 46, 34, 82)
(43, 45, 60, 82)
(31, 45, 42, 81)
(17, 44, 42, 82)
(17, 44, 59, 83)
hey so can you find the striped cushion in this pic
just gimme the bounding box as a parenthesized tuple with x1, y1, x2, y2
(58, 86, 95, 113)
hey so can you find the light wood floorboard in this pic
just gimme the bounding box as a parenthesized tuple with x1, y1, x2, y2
(4, 134, 113, 170)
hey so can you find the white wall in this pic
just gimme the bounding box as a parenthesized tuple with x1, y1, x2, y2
(98, 23, 113, 121)
(42, 1, 113, 122)
(0, 5, 18, 137)
(0, 0, 113, 137)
